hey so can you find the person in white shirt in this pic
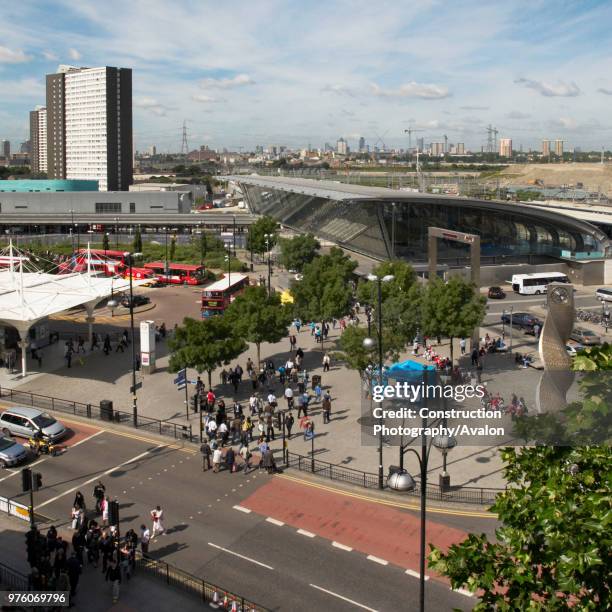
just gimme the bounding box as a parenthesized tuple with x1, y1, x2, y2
(212, 447, 223, 472)
(151, 506, 165, 537)
(218, 421, 229, 446)
(206, 419, 217, 440)
(267, 392, 276, 407)
(284, 386, 294, 409)
(249, 394, 259, 415)
(140, 524, 150, 554)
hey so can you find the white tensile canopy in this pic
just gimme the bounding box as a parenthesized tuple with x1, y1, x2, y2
(0, 243, 148, 377)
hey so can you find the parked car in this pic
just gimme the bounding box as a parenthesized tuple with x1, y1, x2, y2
(500, 312, 542, 332)
(595, 287, 612, 302)
(566, 344, 584, 357)
(120, 294, 151, 308)
(0, 407, 67, 442)
(570, 328, 601, 346)
(488, 286, 506, 299)
(0, 435, 29, 468)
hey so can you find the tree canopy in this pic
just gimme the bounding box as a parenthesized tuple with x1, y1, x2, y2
(168, 316, 247, 387)
(246, 216, 279, 254)
(291, 247, 357, 335)
(429, 344, 612, 610)
(132, 226, 142, 253)
(278, 233, 321, 272)
(335, 324, 402, 374)
(224, 285, 292, 365)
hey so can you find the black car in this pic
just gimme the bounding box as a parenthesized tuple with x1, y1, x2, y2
(120, 294, 151, 308)
(500, 312, 542, 332)
(488, 286, 506, 299)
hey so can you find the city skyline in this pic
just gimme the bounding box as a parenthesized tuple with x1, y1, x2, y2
(1, 1, 612, 152)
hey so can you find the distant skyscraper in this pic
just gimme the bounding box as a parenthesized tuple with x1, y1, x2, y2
(499, 138, 513, 158)
(1, 140, 10, 159)
(430, 142, 445, 156)
(542, 140, 551, 156)
(149, 145, 157, 156)
(46, 65, 133, 191)
(416, 137, 424, 152)
(358, 136, 366, 152)
(30, 107, 47, 173)
(336, 137, 347, 155)
(554, 139, 564, 156)
(456, 142, 465, 155)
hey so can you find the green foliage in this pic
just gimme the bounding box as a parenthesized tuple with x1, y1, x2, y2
(168, 316, 247, 388)
(291, 247, 357, 326)
(429, 445, 612, 610)
(132, 227, 142, 253)
(278, 234, 321, 272)
(199, 231, 207, 264)
(335, 324, 401, 373)
(169, 236, 177, 261)
(225, 285, 292, 365)
(246, 216, 279, 254)
(420, 277, 486, 361)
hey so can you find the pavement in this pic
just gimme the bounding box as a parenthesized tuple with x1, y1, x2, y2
(0, 415, 488, 611)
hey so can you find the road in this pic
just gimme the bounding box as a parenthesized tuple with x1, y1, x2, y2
(0, 416, 487, 611)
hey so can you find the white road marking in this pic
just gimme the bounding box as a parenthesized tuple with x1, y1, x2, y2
(70, 429, 105, 448)
(265, 517, 284, 526)
(309, 584, 378, 611)
(38, 447, 161, 508)
(332, 541, 353, 552)
(233, 505, 251, 514)
(367, 555, 388, 566)
(297, 529, 315, 538)
(405, 569, 429, 581)
(0, 456, 46, 482)
(208, 543, 274, 570)
(453, 588, 475, 598)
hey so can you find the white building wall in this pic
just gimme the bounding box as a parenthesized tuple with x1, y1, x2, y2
(38, 109, 47, 172)
(65, 68, 109, 190)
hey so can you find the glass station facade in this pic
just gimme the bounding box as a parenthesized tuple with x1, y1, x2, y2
(237, 179, 610, 266)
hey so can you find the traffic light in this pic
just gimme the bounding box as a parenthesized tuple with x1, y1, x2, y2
(32, 472, 43, 491)
(108, 500, 119, 526)
(21, 468, 32, 492)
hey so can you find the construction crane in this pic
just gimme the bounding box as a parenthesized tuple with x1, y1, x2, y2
(404, 127, 424, 150)
(374, 130, 390, 151)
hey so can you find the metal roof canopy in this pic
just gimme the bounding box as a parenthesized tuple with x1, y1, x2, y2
(0, 244, 148, 378)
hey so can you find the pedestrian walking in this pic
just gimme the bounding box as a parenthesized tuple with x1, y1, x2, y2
(103, 334, 112, 356)
(225, 446, 236, 473)
(91, 332, 99, 352)
(66, 552, 81, 598)
(284, 386, 294, 409)
(460, 338, 466, 356)
(322, 394, 332, 423)
(322, 353, 331, 372)
(150, 505, 165, 537)
(77, 336, 85, 354)
(212, 447, 223, 472)
(64, 343, 73, 368)
(140, 524, 150, 555)
(200, 440, 212, 471)
(471, 348, 479, 367)
(105, 558, 122, 604)
(285, 412, 294, 439)
(314, 382, 322, 403)
(239, 444, 252, 473)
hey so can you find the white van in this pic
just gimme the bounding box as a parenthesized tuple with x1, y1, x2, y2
(595, 288, 612, 302)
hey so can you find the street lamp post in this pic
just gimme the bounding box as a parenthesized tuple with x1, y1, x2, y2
(362, 273, 394, 490)
(224, 252, 231, 289)
(264, 233, 273, 296)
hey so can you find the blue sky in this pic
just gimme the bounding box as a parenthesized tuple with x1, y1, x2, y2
(1, 0, 612, 152)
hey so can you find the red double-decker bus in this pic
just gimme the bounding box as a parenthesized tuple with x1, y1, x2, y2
(58, 249, 128, 276)
(143, 262, 206, 285)
(201, 274, 249, 317)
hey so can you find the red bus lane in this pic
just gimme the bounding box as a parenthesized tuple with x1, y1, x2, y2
(240, 476, 468, 582)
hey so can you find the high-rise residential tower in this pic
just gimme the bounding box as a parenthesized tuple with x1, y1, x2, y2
(29, 106, 47, 173)
(542, 140, 551, 157)
(499, 138, 512, 158)
(1, 140, 10, 159)
(554, 139, 564, 157)
(45, 65, 132, 191)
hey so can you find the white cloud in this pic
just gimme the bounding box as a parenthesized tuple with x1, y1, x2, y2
(0, 46, 30, 63)
(68, 48, 82, 60)
(191, 94, 224, 103)
(598, 87, 612, 95)
(460, 105, 489, 111)
(514, 78, 580, 97)
(506, 110, 531, 119)
(199, 73, 254, 89)
(134, 96, 173, 116)
(42, 50, 58, 60)
(321, 84, 356, 97)
(370, 81, 450, 99)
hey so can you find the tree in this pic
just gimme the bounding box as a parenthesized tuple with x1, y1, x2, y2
(291, 247, 357, 349)
(224, 285, 292, 366)
(169, 236, 177, 261)
(102, 233, 110, 252)
(132, 227, 142, 253)
(278, 234, 320, 272)
(335, 325, 401, 374)
(420, 277, 486, 362)
(168, 317, 247, 388)
(246, 216, 279, 254)
(429, 346, 612, 610)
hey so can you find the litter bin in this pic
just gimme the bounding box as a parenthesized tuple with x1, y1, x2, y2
(100, 400, 114, 422)
(311, 374, 321, 390)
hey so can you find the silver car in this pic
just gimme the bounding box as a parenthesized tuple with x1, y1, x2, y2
(0, 436, 29, 468)
(0, 407, 67, 442)
(570, 328, 601, 346)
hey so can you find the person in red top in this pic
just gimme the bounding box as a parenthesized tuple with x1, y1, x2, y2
(206, 390, 216, 412)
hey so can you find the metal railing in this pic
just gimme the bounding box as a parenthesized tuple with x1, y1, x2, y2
(135, 553, 268, 611)
(286, 452, 502, 506)
(0, 560, 29, 591)
(0, 386, 195, 443)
